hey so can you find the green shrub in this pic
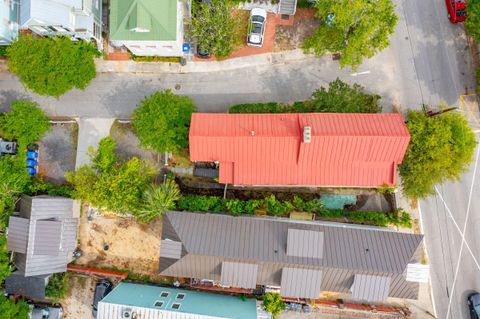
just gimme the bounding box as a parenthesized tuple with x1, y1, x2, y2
(263, 292, 285, 318)
(0, 100, 50, 146)
(27, 178, 73, 197)
(0, 294, 29, 319)
(45, 272, 69, 301)
(476, 66, 480, 94)
(265, 195, 293, 215)
(228, 79, 380, 114)
(135, 180, 181, 223)
(0, 46, 8, 57)
(229, 102, 283, 114)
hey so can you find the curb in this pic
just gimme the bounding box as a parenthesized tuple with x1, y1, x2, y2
(95, 49, 320, 74)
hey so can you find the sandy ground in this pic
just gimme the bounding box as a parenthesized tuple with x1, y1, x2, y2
(61, 275, 96, 319)
(75, 208, 162, 275)
(275, 9, 319, 51)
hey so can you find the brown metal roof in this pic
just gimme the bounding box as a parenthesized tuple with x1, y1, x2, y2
(280, 268, 322, 299)
(160, 212, 423, 300)
(351, 274, 391, 302)
(160, 240, 182, 259)
(286, 229, 323, 258)
(220, 262, 258, 289)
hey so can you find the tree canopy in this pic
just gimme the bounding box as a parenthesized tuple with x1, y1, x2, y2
(306, 78, 381, 112)
(303, 0, 397, 69)
(0, 100, 50, 146)
(132, 90, 196, 154)
(0, 295, 29, 319)
(7, 35, 98, 97)
(263, 292, 285, 318)
(465, 0, 480, 42)
(400, 110, 478, 198)
(191, 0, 238, 57)
(66, 137, 157, 214)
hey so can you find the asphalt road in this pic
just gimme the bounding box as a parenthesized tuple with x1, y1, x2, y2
(0, 1, 475, 117)
(0, 1, 478, 318)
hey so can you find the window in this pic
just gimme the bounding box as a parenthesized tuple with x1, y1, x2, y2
(154, 301, 164, 307)
(171, 303, 181, 310)
(160, 291, 169, 298)
(176, 293, 185, 300)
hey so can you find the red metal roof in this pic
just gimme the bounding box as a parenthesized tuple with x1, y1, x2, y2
(189, 113, 410, 187)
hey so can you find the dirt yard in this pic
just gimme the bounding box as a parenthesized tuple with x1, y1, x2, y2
(75, 208, 162, 276)
(275, 8, 319, 51)
(61, 275, 96, 319)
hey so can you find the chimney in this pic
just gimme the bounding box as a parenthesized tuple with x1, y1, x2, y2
(303, 126, 311, 144)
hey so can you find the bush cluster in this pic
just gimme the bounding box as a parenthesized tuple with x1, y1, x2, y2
(176, 194, 412, 228)
(229, 79, 380, 114)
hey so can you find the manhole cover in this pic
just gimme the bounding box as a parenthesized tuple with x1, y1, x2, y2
(174, 84, 181, 90)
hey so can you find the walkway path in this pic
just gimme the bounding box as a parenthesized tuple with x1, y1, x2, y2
(75, 118, 115, 168)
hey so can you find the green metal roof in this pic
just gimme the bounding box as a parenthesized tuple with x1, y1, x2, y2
(109, 0, 177, 41)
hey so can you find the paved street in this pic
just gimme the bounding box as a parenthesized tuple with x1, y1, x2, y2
(0, 0, 478, 318)
(0, 1, 475, 118)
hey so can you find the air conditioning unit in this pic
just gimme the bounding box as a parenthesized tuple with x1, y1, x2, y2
(121, 308, 132, 319)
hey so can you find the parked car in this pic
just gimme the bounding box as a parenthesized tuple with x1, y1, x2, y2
(247, 8, 267, 47)
(29, 303, 63, 319)
(446, 0, 467, 23)
(92, 279, 113, 318)
(468, 293, 480, 319)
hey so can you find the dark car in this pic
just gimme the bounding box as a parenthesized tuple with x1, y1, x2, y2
(468, 293, 480, 319)
(92, 279, 113, 317)
(446, 0, 467, 23)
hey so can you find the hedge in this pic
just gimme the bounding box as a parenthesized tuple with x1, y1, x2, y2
(175, 194, 412, 228)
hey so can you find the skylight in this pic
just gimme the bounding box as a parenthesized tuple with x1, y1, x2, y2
(160, 291, 169, 298)
(171, 303, 181, 310)
(154, 301, 164, 308)
(176, 293, 185, 300)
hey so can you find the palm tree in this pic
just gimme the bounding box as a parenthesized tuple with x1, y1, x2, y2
(136, 179, 181, 223)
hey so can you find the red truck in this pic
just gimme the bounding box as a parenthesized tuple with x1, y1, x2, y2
(446, 0, 467, 23)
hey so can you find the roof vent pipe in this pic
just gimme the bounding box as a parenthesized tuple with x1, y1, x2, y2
(303, 126, 311, 144)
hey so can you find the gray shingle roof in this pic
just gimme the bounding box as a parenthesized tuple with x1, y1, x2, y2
(7, 195, 78, 277)
(160, 212, 423, 300)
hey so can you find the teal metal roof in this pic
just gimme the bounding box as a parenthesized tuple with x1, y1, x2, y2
(100, 282, 258, 319)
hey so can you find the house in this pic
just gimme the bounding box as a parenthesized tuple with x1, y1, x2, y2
(160, 212, 424, 302)
(97, 282, 262, 319)
(109, 0, 185, 57)
(5, 195, 79, 298)
(190, 113, 410, 187)
(0, 0, 19, 45)
(19, 0, 103, 49)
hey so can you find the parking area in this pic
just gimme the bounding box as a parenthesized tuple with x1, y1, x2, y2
(38, 122, 78, 183)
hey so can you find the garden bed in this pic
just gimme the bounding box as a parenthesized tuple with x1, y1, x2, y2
(175, 193, 411, 228)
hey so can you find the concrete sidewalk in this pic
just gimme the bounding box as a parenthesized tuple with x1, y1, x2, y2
(75, 118, 115, 168)
(95, 49, 318, 74)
